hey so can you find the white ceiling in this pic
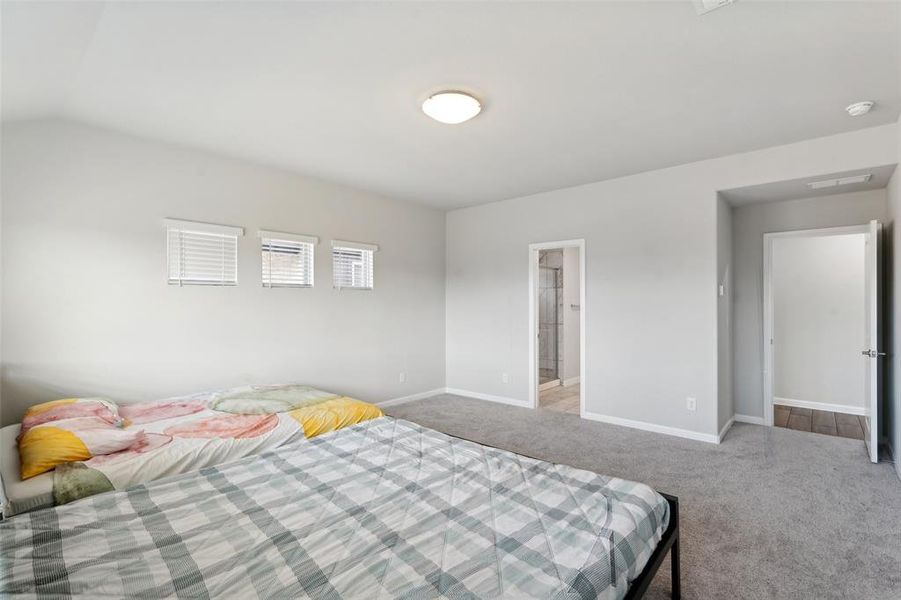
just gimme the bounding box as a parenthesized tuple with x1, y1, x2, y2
(2, 1, 899, 209)
(720, 164, 897, 206)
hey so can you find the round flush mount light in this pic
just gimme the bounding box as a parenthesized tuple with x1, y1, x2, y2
(422, 91, 481, 124)
(845, 101, 874, 117)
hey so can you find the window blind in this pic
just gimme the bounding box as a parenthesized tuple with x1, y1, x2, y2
(259, 230, 317, 287)
(332, 240, 378, 290)
(166, 219, 243, 286)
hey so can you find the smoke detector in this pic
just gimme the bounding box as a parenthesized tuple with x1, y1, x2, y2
(845, 101, 874, 117)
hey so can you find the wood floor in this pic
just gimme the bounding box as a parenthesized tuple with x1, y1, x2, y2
(538, 370, 557, 385)
(539, 383, 579, 414)
(774, 404, 866, 440)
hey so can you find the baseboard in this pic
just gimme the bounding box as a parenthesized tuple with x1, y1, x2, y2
(444, 388, 532, 408)
(382, 387, 531, 409)
(734, 414, 766, 425)
(562, 376, 581, 387)
(378, 388, 445, 408)
(717, 416, 735, 443)
(580, 410, 720, 444)
(538, 380, 560, 392)
(888, 443, 901, 482)
(896, 456, 901, 483)
(382, 388, 737, 445)
(773, 397, 868, 416)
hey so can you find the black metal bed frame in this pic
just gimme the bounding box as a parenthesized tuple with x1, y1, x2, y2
(624, 493, 681, 600)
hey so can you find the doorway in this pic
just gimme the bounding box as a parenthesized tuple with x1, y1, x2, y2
(538, 251, 563, 390)
(762, 222, 882, 462)
(529, 240, 585, 415)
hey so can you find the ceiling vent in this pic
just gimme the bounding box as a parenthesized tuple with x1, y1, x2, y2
(694, 0, 737, 15)
(806, 174, 872, 190)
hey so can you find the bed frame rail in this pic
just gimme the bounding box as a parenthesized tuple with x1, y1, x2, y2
(623, 493, 680, 600)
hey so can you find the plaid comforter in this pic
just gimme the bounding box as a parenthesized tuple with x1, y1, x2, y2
(0, 417, 669, 599)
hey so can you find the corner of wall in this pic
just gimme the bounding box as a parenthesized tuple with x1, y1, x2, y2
(716, 193, 735, 432)
(886, 118, 901, 480)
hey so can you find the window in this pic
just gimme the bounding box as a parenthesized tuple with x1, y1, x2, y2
(166, 219, 243, 286)
(259, 230, 318, 287)
(332, 240, 378, 290)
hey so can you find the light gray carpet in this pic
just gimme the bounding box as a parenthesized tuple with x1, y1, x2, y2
(386, 395, 901, 600)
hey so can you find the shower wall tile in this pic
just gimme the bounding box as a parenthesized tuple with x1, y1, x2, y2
(538, 251, 564, 380)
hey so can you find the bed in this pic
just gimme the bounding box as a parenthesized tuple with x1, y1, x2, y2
(0, 384, 382, 518)
(0, 416, 679, 599)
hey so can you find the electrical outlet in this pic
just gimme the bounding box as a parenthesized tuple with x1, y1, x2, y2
(501, 372, 509, 384)
(399, 372, 406, 384)
(686, 397, 697, 412)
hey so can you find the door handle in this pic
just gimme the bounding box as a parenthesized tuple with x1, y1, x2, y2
(861, 350, 887, 358)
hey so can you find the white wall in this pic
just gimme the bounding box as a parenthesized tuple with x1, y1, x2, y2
(2, 119, 898, 443)
(731, 190, 888, 420)
(881, 0, 900, 480)
(445, 123, 898, 440)
(716, 196, 733, 431)
(0, 119, 447, 425)
(716, 195, 735, 430)
(772, 234, 866, 410)
(887, 121, 901, 479)
(562, 246, 580, 383)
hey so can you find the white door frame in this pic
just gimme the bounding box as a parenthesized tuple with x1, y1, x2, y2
(528, 239, 586, 416)
(761, 224, 871, 427)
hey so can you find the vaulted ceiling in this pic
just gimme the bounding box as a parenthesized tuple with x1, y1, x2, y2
(2, 1, 899, 209)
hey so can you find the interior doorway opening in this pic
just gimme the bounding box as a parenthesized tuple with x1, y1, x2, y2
(763, 222, 882, 462)
(529, 240, 585, 416)
(538, 250, 564, 390)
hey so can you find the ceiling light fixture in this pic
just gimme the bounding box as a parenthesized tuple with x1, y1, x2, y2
(845, 101, 874, 117)
(806, 173, 872, 190)
(422, 91, 481, 124)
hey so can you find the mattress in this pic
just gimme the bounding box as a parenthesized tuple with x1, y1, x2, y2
(1, 424, 54, 517)
(0, 417, 669, 599)
(0, 384, 382, 518)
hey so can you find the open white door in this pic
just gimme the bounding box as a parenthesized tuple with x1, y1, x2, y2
(863, 220, 882, 464)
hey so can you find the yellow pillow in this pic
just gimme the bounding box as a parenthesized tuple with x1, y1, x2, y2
(288, 397, 383, 438)
(19, 416, 143, 480)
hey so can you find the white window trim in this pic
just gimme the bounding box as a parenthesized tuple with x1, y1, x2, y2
(258, 230, 319, 245)
(164, 218, 244, 237)
(331, 240, 377, 290)
(330, 239, 379, 253)
(259, 230, 318, 288)
(165, 218, 244, 287)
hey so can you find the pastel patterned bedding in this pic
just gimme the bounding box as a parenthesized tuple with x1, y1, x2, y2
(0, 417, 669, 599)
(0, 385, 382, 517)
